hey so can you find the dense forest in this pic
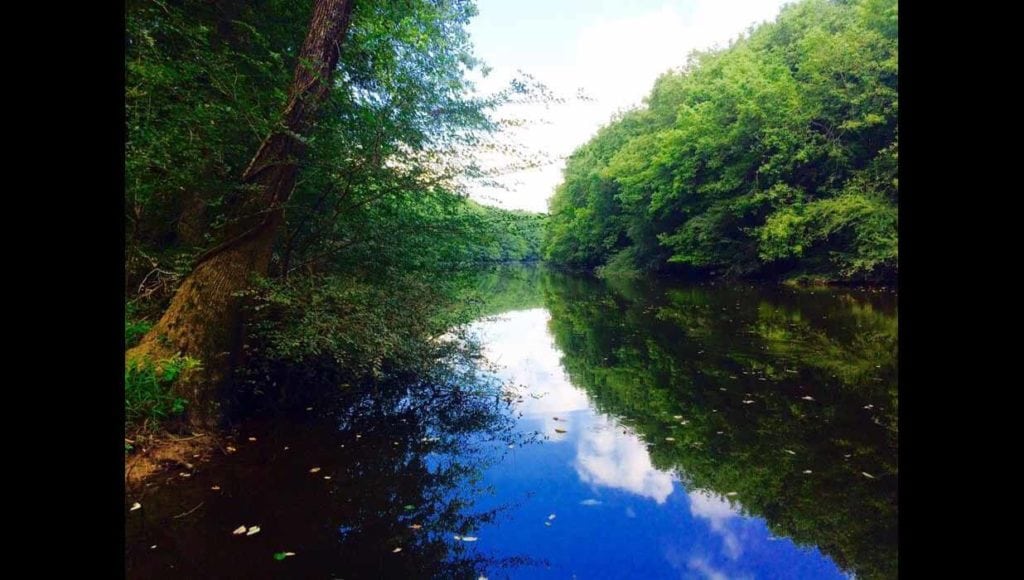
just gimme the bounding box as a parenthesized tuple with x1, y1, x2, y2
(125, 0, 544, 433)
(543, 0, 897, 283)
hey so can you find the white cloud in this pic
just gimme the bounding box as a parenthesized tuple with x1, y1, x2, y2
(471, 308, 591, 423)
(574, 414, 675, 503)
(688, 489, 743, 559)
(467, 0, 790, 212)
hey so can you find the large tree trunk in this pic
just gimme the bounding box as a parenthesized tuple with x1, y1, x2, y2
(126, 0, 356, 428)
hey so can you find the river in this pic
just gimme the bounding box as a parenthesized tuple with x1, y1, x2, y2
(126, 266, 897, 579)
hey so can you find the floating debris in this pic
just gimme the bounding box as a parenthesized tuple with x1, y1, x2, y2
(554, 428, 567, 434)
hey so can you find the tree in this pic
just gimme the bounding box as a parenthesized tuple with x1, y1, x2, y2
(126, 0, 356, 426)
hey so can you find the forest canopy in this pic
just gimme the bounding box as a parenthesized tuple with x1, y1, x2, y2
(542, 0, 897, 283)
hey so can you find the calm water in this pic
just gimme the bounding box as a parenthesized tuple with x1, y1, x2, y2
(126, 267, 897, 579)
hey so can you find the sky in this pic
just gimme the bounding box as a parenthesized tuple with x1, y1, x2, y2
(464, 0, 792, 213)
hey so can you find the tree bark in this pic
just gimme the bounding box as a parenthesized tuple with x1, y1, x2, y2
(126, 0, 356, 428)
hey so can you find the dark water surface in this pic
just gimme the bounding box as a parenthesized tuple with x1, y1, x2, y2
(126, 267, 897, 579)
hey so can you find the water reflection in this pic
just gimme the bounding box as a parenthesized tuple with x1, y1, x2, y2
(126, 355, 536, 579)
(462, 266, 896, 579)
(127, 266, 896, 579)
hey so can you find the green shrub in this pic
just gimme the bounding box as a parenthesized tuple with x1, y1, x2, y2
(125, 355, 200, 430)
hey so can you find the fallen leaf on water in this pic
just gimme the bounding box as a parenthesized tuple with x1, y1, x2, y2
(408, 524, 422, 530)
(554, 428, 567, 434)
(309, 467, 321, 473)
(273, 552, 296, 561)
(247, 526, 261, 536)
(233, 526, 247, 535)
(392, 547, 402, 553)
(862, 472, 875, 479)
(130, 502, 142, 511)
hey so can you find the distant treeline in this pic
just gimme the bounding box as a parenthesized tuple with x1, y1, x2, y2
(459, 201, 546, 263)
(542, 0, 897, 283)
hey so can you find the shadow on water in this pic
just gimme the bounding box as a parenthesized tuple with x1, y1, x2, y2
(126, 265, 896, 579)
(126, 349, 544, 579)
